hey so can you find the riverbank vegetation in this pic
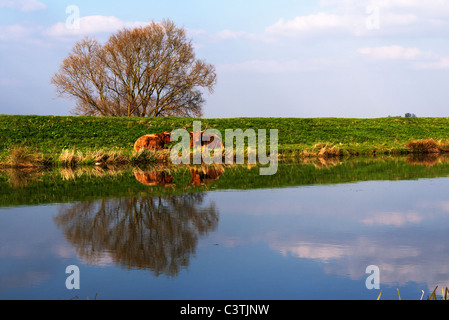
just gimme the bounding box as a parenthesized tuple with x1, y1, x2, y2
(2, 115, 449, 168)
(3, 155, 449, 207)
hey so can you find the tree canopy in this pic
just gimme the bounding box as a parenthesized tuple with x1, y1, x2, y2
(51, 19, 216, 118)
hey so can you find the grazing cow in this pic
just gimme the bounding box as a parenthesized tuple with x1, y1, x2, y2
(134, 132, 172, 151)
(190, 166, 224, 186)
(134, 170, 174, 187)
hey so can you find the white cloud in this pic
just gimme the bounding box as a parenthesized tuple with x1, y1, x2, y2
(188, 0, 449, 48)
(374, 0, 449, 12)
(45, 16, 149, 38)
(218, 57, 341, 74)
(188, 28, 268, 45)
(357, 45, 449, 70)
(322, 0, 449, 14)
(357, 45, 426, 60)
(306, 0, 449, 37)
(414, 56, 449, 70)
(212, 29, 246, 41)
(219, 59, 296, 73)
(383, 12, 419, 25)
(0, 24, 35, 40)
(361, 212, 423, 227)
(259, 7, 426, 39)
(265, 12, 353, 37)
(270, 237, 420, 263)
(276, 242, 349, 262)
(186, 28, 207, 38)
(0, 0, 46, 12)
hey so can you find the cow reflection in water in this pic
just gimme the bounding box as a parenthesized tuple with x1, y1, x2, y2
(54, 193, 218, 277)
(189, 166, 224, 186)
(134, 166, 224, 189)
(134, 170, 174, 187)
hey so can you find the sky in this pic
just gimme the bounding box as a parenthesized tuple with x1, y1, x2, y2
(1, 0, 449, 118)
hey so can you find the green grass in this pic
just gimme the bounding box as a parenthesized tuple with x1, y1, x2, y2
(2, 115, 449, 166)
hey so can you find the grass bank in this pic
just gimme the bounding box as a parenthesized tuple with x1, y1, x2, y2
(1, 115, 449, 167)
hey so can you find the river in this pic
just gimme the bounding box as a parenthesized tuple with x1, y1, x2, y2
(1, 155, 449, 300)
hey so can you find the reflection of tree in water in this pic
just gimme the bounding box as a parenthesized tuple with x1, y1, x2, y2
(54, 193, 218, 277)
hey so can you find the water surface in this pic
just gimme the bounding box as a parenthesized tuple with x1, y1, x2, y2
(1, 156, 449, 300)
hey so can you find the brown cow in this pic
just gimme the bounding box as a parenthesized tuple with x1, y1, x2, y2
(188, 126, 224, 150)
(134, 170, 174, 187)
(134, 132, 172, 151)
(190, 166, 224, 186)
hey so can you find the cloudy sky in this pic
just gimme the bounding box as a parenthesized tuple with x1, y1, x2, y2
(1, 0, 449, 118)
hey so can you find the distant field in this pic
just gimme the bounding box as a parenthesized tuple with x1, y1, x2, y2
(1, 114, 449, 166)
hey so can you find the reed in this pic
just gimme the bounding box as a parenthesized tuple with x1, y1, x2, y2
(59, 148, 78, 167)
(0, 146, 173, 169)
(4, 146, 45, 168)
(91, 149, 129, 166)
(377, 286, 449, 300)
(130, 149, 170, 165)
(314, 142, 342, 158)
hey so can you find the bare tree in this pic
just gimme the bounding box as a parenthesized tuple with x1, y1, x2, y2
(51, 19, 216, 118)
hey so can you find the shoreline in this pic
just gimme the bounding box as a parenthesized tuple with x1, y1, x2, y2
(0, 143, 447, 169)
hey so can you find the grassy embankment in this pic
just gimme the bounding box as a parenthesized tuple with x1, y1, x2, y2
(1, 114, 449, 168)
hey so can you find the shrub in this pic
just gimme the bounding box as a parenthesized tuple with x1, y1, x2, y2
(406, 139, 440, 154)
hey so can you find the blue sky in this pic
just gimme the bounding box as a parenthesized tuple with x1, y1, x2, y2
(1, 0, 449, 118)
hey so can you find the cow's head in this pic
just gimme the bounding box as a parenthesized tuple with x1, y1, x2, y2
(154, 131, 172, 145)
(161, 131, 172, 144)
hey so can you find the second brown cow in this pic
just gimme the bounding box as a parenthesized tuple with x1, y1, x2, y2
(134, 132, 172, 151)
(188, 130, 224, 150)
